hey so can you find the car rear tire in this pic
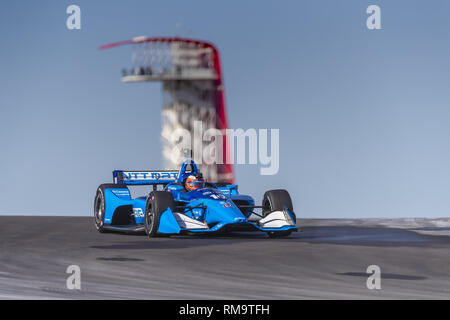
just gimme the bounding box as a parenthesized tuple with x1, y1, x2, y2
(94, 184, 129, 233)
(262, 189, 295, 238)
(144, 191, 176, 237)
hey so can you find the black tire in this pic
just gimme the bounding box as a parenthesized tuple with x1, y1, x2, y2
(94, 184, 129, 233)
(262, 189, 295, 238)
(144, 191, 176, 237)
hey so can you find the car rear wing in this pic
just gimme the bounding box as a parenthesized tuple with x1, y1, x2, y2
(113, 170, 179, 185)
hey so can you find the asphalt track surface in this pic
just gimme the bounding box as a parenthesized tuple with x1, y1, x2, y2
(1, 216, 450, 299)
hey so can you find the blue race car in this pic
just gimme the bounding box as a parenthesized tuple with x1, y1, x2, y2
(94, 159, 297, 238)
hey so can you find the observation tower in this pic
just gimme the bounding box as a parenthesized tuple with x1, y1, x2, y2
(100, 37, 234, 183)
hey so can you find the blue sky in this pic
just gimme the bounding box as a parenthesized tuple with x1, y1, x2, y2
(1, 0, 450, 218)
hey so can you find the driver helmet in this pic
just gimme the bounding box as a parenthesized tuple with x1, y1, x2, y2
(185, 174, 205, 191)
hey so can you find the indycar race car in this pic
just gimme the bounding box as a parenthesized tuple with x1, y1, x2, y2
(94, 159, 297, 238)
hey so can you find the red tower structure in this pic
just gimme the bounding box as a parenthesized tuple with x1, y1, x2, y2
(100, 37, 234, 183)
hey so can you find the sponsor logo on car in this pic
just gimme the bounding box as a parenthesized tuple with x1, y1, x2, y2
(132, 208, 144, 218)
(123, 171, 178, 181)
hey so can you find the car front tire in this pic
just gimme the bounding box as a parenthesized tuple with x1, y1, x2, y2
(262, 189, 295, 238)
(144, 191, 175, 238)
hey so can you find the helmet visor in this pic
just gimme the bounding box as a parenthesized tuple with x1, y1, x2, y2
(189, 180, 205, 189)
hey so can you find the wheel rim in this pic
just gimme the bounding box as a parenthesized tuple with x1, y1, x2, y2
(262, 198, 272, 216)
(95, 196, 103, 227)
(146, 211, 154, 231)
